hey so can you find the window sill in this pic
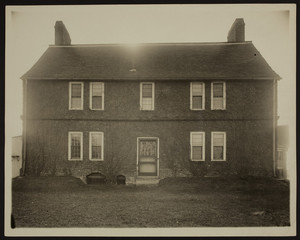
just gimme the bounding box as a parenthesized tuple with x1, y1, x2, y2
(191, 159, 205, 161)
(89, 108, 104, 111)
(89, 159, 104, 161)
(211, 159, 226, 161)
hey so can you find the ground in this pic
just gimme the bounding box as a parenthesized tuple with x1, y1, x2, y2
(12, 176, 289, 228)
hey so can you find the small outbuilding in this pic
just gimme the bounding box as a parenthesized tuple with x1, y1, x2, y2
(12, 136, 22, 178)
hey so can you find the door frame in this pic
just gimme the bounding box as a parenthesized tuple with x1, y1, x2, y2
(136, 137, 159, 177)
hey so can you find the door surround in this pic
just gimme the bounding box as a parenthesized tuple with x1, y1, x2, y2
(136, 137, 159, 177)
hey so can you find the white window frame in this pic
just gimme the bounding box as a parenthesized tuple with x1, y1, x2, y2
(140, 82, 155, 111)
(69, 82, 84, 110)
(190, 82, 205, 110)
(211, 82, 226, 110)
(89, 82, 104, 110)
(211, 132, 226, 161)
(68, 132, 83, 161)
(190, 132, 205, 161)
(89, 132, 104, 161)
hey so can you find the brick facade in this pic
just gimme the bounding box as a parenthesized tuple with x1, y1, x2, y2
(24, 80, 275, 181)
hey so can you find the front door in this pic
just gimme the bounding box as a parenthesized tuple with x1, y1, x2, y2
(138, 138, 158, 176)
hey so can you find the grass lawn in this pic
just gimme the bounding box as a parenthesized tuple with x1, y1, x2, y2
(12, 176, 289, 228)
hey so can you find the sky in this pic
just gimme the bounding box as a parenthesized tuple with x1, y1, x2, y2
(4, 4, 297, 236)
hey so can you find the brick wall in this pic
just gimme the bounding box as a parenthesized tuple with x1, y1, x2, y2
(25, 119, 273, 179)
(26, 80, 274, 120)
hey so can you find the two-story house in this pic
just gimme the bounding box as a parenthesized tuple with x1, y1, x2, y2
(21, 19, 280, 184)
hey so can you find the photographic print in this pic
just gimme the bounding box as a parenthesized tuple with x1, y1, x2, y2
(5, 4, 296, 237)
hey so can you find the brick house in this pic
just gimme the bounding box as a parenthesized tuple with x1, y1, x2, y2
(21, 19, 280, 184)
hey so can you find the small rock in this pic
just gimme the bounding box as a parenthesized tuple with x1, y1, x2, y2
(251, 211, 265, 216)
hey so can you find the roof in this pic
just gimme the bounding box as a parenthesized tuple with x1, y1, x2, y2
(21, 42, 281, 80)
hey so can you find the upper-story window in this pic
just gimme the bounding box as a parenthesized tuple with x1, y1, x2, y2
(190, 82, 205, 110)
(211, 82, 226, 110)
(90, 82, 104, 110)
(69, 82, 83, 110)
(211, 132, 226, 161)
(140, 82, 154, 110)
(190, 132, 205, 161)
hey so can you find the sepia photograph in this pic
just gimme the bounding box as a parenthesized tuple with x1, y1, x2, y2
(5, 4, 296, 237)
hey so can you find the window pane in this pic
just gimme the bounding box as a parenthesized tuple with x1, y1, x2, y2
(71, 98, 82, 109)
(92, 96, 102, 109)
(213, 83, 223, 97)
(192, 83, 203, 95)
(92, 134, 102, 146)
(213, 133, 224, 146)
(72, 84, 82, 97)
(142, 98, 153, 110)
(192, 96, 202, 109)
(142, 84, 152, 98)
(192, 146, 203, 160)
(192, 133, 203, 145)
(91, 133, 102, 159)
(71, 134, 81, 159)
(92, 83, 103, 96)
(213, 98, 223, 109)
(213, 146, 223, 160)
(92, 146, 101, 159)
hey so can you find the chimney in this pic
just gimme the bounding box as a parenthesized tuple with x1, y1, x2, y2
(55, 21, 71, 45)
(227, 18, 245, 42)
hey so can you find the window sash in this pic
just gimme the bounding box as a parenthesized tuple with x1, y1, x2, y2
(90, 82, 104, 110)
(211, 132, 226, 161)
(69, 82, 83, 110)
(211, 82, 225, 110)
(69, 132, 82, 160)
(191, 132, 205, 161)
(140, 83, 154, 110)
(191, 82, 205, 110)
(89, 132, 103, 160)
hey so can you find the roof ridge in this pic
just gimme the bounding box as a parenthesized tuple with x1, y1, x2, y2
(48, 41, 253, 47)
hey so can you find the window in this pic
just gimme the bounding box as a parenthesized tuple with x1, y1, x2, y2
(211, 82, 226, 110)
(190, 82, 205, 110)
(90, 82, 104, 110)
(69, 82, 83, 110)
(68, 132, 83, 160)
(140, 82, 154, 110)
(211, 132, 226, 161)
(89, 132, 104, 161)
(190, 132, 205, 161)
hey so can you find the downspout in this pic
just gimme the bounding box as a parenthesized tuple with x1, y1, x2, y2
(273, 79, 278, 177)
(22, 79, 27, 176)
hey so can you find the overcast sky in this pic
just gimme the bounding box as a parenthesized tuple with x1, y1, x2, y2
(6, 4, 296, 159)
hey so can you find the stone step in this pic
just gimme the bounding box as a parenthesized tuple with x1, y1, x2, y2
(135, 178, 160, 185)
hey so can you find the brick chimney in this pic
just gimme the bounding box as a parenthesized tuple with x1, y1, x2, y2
(227, 18, 245, 42)
(55, 21, 71, 45)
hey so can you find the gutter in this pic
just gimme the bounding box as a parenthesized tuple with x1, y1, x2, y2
(273, 78, 278, 177)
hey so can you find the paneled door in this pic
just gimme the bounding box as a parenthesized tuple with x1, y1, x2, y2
(137, 138, 159, 176)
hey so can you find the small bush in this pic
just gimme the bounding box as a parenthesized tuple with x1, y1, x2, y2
(188, 161, 208, 177)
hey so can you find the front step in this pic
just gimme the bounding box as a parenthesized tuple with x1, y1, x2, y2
(135, 178, 160, 185)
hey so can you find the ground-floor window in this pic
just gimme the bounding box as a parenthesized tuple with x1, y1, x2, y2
(89, 132, 104, 161)
(190, 132, 205, 161)
(211, 132, 226, 161)
(68, 132, 83, 160)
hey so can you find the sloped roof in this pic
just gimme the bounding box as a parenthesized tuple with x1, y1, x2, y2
(21, 42, 280, 80)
